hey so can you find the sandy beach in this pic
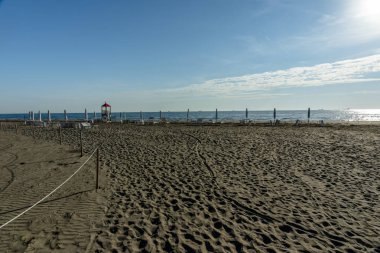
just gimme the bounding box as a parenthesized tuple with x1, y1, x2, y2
(0, 123, 379, 252)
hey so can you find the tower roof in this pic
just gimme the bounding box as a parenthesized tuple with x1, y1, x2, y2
(102, 102, 111, 107)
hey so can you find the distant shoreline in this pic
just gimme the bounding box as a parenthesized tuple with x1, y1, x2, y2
(1, 109, 380, 122)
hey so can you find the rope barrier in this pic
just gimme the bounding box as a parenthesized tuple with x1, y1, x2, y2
(0, 148, 98, 230)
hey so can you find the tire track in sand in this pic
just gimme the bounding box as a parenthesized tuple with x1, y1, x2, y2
(0, 144, 17, 193)
(180, 129, 365, 250)
(180, 131, 278, 224)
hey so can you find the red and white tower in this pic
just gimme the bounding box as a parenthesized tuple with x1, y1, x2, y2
(101, 102, 112, 122)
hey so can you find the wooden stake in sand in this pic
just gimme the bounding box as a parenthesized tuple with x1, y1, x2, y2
(160, 110, 162, 121)
(308, 107, 311, 124)
(59, 126, 62, 145)
(215, 108, 218, 121)
(96, 148, 100, 191)
(80, 129, 83, 157)
(246, 108, 248, 120)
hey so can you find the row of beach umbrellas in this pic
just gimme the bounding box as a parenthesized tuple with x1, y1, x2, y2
(27, 108, 312, 122)
(138, 108, 311, 122)
(213, 108, 311, 121)
(27, 109, 94, 122)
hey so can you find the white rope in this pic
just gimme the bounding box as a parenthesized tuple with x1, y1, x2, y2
(0, 148, 98, 229)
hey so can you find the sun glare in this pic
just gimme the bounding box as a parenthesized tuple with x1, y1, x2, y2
(355, 0, 380, 24)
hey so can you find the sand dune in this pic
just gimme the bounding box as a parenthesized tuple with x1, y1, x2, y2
(0, 124, 379, 252)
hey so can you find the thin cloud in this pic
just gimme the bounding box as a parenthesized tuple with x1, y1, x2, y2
(167, 54, 380, 96)
(352, 90, 380, 95)
(296, 3, 380, 49)
(257, 3, 380, 55)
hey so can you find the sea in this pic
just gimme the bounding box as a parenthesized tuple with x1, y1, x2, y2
(1, 109, 380, 122)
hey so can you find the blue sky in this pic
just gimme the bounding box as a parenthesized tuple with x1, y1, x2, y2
(0, 0, 380, 113)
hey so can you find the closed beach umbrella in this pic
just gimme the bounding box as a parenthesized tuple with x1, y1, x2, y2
(93, 111, 96, 119)
(28, 111, 31, 120)
(273, 108, 276, 120)
(119, 112, 122, 121)
(64, 109, 68, 122)
(246, 108, 248, 119)
(140, 111, 143, 121)
(160, 110, 162, 120)
(85, 108, 88, 121)
(48, 110, 51, 122)
(38, 111, 42, 122)
(187, 109, 189, 122)
(32, 111, 35, 121)
(215, 109, 218, 120)
(307, 107, 311, 122)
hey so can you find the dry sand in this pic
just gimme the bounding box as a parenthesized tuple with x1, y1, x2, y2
(0, 123, 379, 252)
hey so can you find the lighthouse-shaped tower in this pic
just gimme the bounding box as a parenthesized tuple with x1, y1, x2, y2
(101, 102, 112, 122)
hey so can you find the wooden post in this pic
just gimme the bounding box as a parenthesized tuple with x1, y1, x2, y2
(59, 126, 62, 145)
(80, 129, 83, 157)
(96, 148, 99, 191)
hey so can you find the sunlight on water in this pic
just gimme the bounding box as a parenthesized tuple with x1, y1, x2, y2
(348, 109, 380, 121)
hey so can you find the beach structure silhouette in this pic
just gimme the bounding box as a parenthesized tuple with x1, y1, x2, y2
(101, 102, 112, 122)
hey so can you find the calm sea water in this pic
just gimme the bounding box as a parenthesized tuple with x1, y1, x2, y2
(1, 109, 380, 122)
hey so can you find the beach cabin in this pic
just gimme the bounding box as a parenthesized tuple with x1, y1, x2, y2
(79, 122, 92, 129)
(101, 102, 112, 122)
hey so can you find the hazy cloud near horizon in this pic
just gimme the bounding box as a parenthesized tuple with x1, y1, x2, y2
(165, 54, 380, 98)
